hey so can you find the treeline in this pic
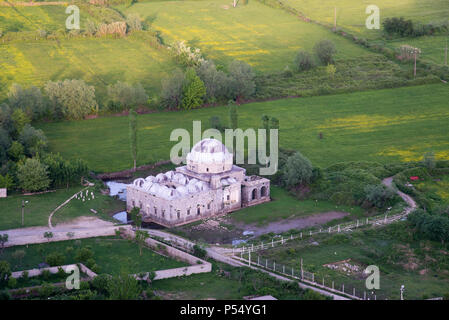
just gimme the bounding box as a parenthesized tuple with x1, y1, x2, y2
(409, 208, 449, 243)
(0, 105, 88, 192)
(383, 17, 449, 38)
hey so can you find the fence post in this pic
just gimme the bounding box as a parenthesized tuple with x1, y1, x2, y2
(261, 241, 263, 249)
(332, 281, 334, 290)
(252, 244, 254, 251)
(353, 288, 355, 297)
(338, 225, 340, 232)
(312, 273, 314, 283)
(384, 214, 387, 223)
(366, 218, 368, 224)
(356, 219, 359, 228)
(300, 232, 303, 239)
(290, 234, 293, 240)
(319, 228, 322, 233)
(364, 291, 366, 300)
(322, 278, 324, 286)
(281, 237, 284, 245)
(309, 230, 312, 236)
(266, 259, 268, 268)
(273, 261, 276, 271)
(328, 227, 331, 233)
(248, 250, 251, 267)
(258, 255, 260, 265)
(292, 268, 294, 276)
(342, 284, 344, 293)
(272, 239, 274, 247)
(283, 265, 285, 273)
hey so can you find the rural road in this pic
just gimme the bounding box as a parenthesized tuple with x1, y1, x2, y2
(382, 176, 417, 214)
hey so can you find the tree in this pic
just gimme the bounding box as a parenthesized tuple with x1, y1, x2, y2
(17, 158, 50, 192)
(130, 207, 142, 229)
(294, 51, 315, 72)
(0, 175, 14, 190)
(7, 84, 45, 121)
(160, 70, 185, 109)
(11, 109, 30, 135)
(126, 14, 142, 32)
(314, 40, 337, 65)
(18, 124, 48, 157)
(229, 101, 238, 130)
(228, 60, 255, 101)
(196, 60, 231, 103)
(283, 152, 313, 188)
(7, 141, 24, 161)
(45, 79, 98, 120)
(107, 81, 148, 111)
(364, 184, 395, 208)
(129, 110, 138, 171)
(107, 272, 142, 300)
(43, 231, 54, 242)
(181, 68, 206, 110)
(0, 234, 8, 254)
(134, 230, 149, 256)
(0, 261, 11, 287)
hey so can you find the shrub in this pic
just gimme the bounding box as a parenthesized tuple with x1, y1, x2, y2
(283, 152, 313, 188)
(126, 14, 142, 32)
(160, 70, 185, 109)
(364, 184, 396, 208)
(293, 51, 314, 72)
(228, 60, 256, 100)
(16, 158, 50, 192)
(18, 124, 47, 157)
(383, 17, 414, 37)
(314, 40, 337, 65)
(169, 40, 205, 67)
(193, 245, 207, 259)
(107, 81, 148, 111)
(45, 252, 66, 266)
(75, 247, 94, 263)
(196, 60, 231, 103)
(181, 68, 206, 110)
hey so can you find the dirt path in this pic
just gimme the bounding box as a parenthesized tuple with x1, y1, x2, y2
(48, 187, 89, 229)
(235, 211, 350, 237)
(2, 216, 122, 247)
(382, 177, 417, 214)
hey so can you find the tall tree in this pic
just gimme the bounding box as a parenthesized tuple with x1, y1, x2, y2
(129, 109, 138, 171)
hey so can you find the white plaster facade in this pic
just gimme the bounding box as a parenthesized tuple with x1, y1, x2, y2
(126, 139, 270, 227)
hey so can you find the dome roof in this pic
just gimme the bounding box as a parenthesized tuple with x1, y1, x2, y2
(186, 138, 233, 174)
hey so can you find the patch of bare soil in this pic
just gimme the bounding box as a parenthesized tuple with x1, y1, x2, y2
(236, 211, 350, 237)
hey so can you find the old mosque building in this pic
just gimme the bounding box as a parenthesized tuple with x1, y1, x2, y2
(126, 138, 270, 227)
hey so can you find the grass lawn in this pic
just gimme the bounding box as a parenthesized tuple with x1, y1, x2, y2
(231, 186, 363, 225)
(285, 0, 449, 39)
(0, 186, 124, 230)
(1, 236, 187, 274)
(0, 34, 177, 100)
(119, 0, 372, 71)
(38, 84, 449, 173)
(253, 222, 449, 300)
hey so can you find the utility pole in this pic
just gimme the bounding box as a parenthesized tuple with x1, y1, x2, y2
(21, 200, 28, 226)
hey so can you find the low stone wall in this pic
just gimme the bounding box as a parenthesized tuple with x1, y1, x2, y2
(123, 229, 212, 281)
(11, 263, 97, 280)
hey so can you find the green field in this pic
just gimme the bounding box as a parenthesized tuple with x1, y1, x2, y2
(231, 186, 363, 225)
(0, 186, 124, 230)
(2, 236, 187, 274)
(0, 34, 176, 99)
(38, 84, 449, 172)
(252, 222, 449, 300)
(285, 0, 449, 39)
(412, 174, 449, 207)
(119, 0, 372, 71)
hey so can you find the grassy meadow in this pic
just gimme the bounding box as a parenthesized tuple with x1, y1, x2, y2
(2, 236, 187, 274)
(0, 34, 177, 99)
(231, 186, 364, 225)
(119, 0, 372, 71)
(252, 222, 449, 300)
(0, 186, 124, 230)
(285, 0, 449, 39)
(38, 84, 449, 173)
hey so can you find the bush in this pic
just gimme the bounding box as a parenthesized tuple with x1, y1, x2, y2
(364, 184, 396, 208)
(160, 70, 184, 109)
(181, 68, 206, 110)
(193, 245, 207, 259)
(314, 40, 337, 65)
(196, 60, 231, 103)
(293, 51, 314, 72)
(228, 60, 256, 100)
(283, 152, 313, 188)
(75, 247, 94, 263)
(45, 252, 66, 266)
(107, 81, 148, 111)
(16, 158, 50, 192)
(383, 17, 414, 37)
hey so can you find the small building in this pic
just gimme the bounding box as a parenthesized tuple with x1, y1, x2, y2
(126, 138, 270, 227)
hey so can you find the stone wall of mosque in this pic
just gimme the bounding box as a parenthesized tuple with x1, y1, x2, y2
(126, 182, 242, 227)
(241, 177, 271, 207)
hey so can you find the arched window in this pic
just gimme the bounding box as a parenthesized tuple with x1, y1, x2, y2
(251, 188, 257, 200)
(197, 207, 201, 215)
(261, 186, 267, 197)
